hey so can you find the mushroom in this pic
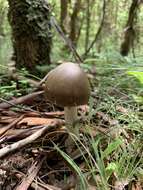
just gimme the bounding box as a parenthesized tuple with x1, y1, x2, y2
(45, 62, 90, 133)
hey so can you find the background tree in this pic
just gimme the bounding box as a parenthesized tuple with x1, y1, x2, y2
(120, 0, 140, 56)
(7, 0, 52, 73)
(69, 0, 83, 46)
(60, 0, 69, 33)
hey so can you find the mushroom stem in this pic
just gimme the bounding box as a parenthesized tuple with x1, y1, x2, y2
(64, 106, 78, 151)
(64, 106, 77, 127)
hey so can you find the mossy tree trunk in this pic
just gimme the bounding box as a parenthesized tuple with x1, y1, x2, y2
(7, 0, 52, 72)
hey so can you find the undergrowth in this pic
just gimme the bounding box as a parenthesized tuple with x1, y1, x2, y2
(0, 49, 143, 189)
(54, 53, 143, 189)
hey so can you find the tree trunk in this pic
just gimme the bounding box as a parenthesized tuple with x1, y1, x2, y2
(96, 0, 112, 53)
(60, 0, 69, 33)
(7, 0, 52, 72)
(120, 0, 139, 56)
(69, 0, 82, 46)
(85, 0, 90, 52)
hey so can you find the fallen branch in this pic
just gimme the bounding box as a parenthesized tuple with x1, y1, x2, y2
(0, 91, 44, 109)
(0, 115, 24, 137)
(16, 156, 45, 190)
(0, 126, 43, 144)
(14, 172, 46, 190)
(0, 120, 62, 158)
(0, 125, 65, 144)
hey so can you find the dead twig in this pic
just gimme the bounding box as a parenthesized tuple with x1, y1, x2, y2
(16, 156, 46, 190)
(0, 115, 24, 137)
(0, 126, 43, 144)
(0, 120, 62, 158)
(14, 172, 46, 190)
(0, 91, 44, 109)
(15, 171, 62, 190)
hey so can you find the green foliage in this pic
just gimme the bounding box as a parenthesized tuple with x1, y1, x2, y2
(127, 71, 143, 85)
(0, 1, 142, 189)
(54, 143, 88, 190)
(0, 76, 33, 98)
(0, 81, 18, 98)
(102, 139, 123, 159)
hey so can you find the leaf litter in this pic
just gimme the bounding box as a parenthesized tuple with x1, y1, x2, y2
(0, 91, 142, 190)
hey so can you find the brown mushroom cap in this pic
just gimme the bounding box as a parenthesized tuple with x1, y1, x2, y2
(45, 62, 90, 107)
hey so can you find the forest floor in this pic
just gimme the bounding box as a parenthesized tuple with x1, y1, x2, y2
(0, 58, 143, 190)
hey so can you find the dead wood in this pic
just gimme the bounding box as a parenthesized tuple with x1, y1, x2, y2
(0, 119, 62, 158)
(0, 91, 44, 109)
(0, 115, 24, 137)
(15, 172, 62, 190)
(0, 127, 43, 144)
(16, 156, 45, 190)
(15, 172, 46, 190)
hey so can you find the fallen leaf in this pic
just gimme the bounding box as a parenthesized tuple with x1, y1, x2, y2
(116, 106, 128, 114)
(131, 182, 142, 190)
(18, 117, 59, 126)
(24, 111, 64, 118)
(114, 179, 129, 190)
(0, 117, 16, 124)
(96, 112, 119, 126)
(79, 105, 89, 113)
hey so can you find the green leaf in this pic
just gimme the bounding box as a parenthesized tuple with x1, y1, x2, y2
(54, 143, 88, 190)
(127, 71, 143, 84)
(105, 162, 118, 180)
(106, 162, 118, 172)
(132, 94, 143, 104)
(102, 139, 123, 158)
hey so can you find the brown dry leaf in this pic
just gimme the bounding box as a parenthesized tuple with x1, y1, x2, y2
(79, 105, 89, 113)
(80, 125, 109, 137)
(0, 115, 24, 136)
(116, 106, 128, 114)
(96, 111, 119, 126)
(114, 179, 129, 190)
(0, 116, 16, 124)
(0, 110, 18, 116)
(108, 127, 129, 139)
(24, 111, 64, 118)
(131, 182, 142, 190)
(18, 117, 59, 126)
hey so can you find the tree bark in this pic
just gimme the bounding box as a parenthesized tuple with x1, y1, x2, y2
(83, 0, 106, 57)
(69, 0, 82, 46)
(60, 0, 69, 33)
(120, 0, 139, 56)
(7, 0, 52, 72)
(85, 0, 90, 52)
